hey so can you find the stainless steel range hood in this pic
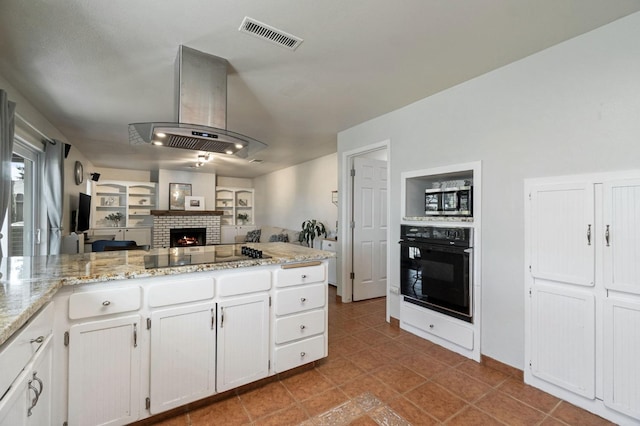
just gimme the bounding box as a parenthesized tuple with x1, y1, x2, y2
(129, 45, 266, 158)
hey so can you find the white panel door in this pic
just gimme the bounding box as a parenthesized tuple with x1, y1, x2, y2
(216, 294, 269, 392)
(603, 179, 640, 295)
(531, 283, 595, 398)
(69, 315, 141, 426)
(530, 183, 595, 287)
(352, 157, 388, 301)
(149, 302, 216, 414)
(603, 298, 640, 420)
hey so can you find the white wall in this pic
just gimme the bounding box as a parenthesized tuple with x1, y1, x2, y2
(254, 153, 338, 239)
(338, 12, 640, 369)
(93, 167, 151, 183)
(155, 169, 216, 210)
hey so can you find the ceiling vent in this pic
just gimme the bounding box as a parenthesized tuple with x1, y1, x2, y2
(239, 17, 303, 51)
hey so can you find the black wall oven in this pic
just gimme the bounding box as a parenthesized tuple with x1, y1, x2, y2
(399, 225, 473, 322)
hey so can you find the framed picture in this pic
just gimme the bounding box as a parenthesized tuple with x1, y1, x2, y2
(185, 196, 205, 211)
(169, 183, 192, 210)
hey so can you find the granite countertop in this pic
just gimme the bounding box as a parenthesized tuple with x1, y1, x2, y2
(0, 243, 334, 347)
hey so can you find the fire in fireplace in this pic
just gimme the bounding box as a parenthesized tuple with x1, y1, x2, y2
(170, 228, 206, 247)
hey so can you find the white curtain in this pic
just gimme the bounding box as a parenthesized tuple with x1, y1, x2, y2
(0, 89, 16, 258)
(44, 139, 64, 254)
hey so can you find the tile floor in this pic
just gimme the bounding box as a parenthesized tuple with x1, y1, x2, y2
(146, 286, 613, 426)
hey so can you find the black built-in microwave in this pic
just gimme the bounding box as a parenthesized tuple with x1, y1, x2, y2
(424, 186, 472, 216)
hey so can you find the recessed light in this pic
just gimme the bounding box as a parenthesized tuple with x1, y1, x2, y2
(156, 132, 166, 138)
(235, 143, 243, 149)
(151, 140, 163, 146)
(225, 150, 234, 155)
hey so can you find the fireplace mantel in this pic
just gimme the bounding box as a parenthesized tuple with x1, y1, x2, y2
(151, 210, 223, 216)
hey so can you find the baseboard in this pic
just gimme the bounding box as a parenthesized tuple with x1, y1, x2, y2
(480, 355, 524, 381)
(389, 316, 400, 328)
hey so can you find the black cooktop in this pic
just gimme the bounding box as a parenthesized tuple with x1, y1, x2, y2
(144, 246, 270, 269)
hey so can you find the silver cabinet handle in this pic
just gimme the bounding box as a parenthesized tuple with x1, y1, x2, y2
(300, 297, 307, 302)
(429, 324, 434, 329)
(27, 372, 43, 417)
(30, 336, 44, 344)
(301, 274, 307, 279)
(587, 224, 592, 245)
(133, 323, 137, 348)
(32, 372, 43, 395)
(300, 325, 306, 330)
(220, 307, 224, 328)
(300, 352, 306, 357)
(605, 225, 610, 247)
(102, 300, 111, 306)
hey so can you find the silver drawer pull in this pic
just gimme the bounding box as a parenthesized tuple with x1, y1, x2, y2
(300, 325, 306, 330)
(429, 324, 434, 329)
(30, 336, 44, 344)
(300, 297, 307, 302)
(102, 300, 111, 306)
(301, 274, 308, 279)
(300, 352, 306, 357)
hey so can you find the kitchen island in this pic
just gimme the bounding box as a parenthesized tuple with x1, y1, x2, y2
(0, 243, 333, 425)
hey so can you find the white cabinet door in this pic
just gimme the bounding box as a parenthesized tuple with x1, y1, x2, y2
(68, 315, 142, 426)
(0, 335, 52, 426)
(603, 298, 640, 420)
(531, 283, 595, 398)
(121, 228, 151, 246)
(149, 302, 216, 414)
(216, 294, 269, 392)
(530, 183, 595, 286)
(603, 179, 640, 295)
(0, 367, 28, 426)
(220, 226, 237, 244)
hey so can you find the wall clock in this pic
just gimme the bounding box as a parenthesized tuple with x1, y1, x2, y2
(74, 161, 84, 185)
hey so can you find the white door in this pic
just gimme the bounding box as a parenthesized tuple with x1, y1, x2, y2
(68, 315, 141, 426)
(149, 303, 216, 414)
(530, 283, 596, 398)
(603, 179, 640, 295)
(530, 182, 595, 287)
(352, 157, 387, 301)
(603, 297, 640, 420)
(216, 294, 269, 392)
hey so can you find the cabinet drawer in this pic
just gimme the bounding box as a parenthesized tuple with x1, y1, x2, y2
(0, 302, 54, 398)
(148, 276, 214, 307)
(321, 239, 337, 252)
(274, 309, 325, 344)
(216, 270, 271, 297)
(401, 302, 473, 350)
(276, 264, 325, 288)
(69, 286, 141, 319)
(273, 334, 326, 373)
(275, 283, 326, 316)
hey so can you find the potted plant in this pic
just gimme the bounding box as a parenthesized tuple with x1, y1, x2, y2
(105, 212, 123, 227)
(237, 213, 249, 225)
(299, 219, 327, 247)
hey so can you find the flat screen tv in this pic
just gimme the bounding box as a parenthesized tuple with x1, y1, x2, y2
(77, 192, 91, 233)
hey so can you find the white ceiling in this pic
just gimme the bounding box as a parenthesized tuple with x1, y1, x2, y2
(1, 1, 639, 178)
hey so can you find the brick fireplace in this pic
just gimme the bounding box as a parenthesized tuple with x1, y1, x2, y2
(152, 211, 222, 248)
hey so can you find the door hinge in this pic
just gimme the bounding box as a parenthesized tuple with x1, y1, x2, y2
(211, 308, 215, 330)
(351, 168, 356, 177)
(350, 221, 355, 229)
(145, 397, 151, 410)
(529, 288, 532, 297)
(64, 331, 69, 347)
(269, 296, 272, 307)
(268, 360, 271, 370)
(146, 317, 151, 330)
(350, 272, 355, 280)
